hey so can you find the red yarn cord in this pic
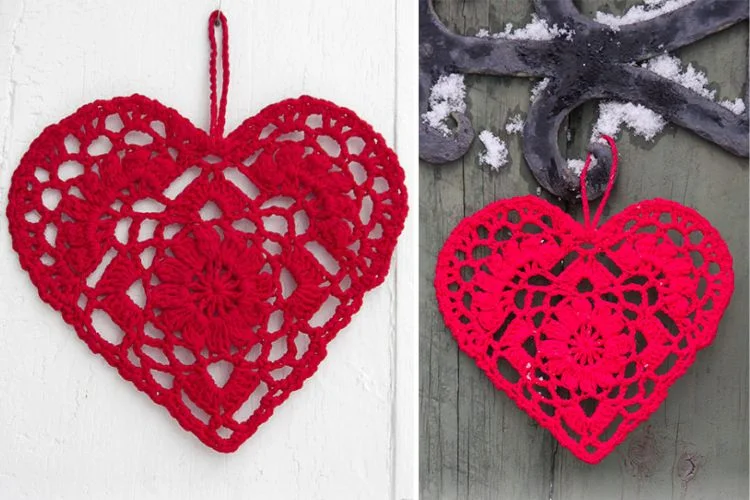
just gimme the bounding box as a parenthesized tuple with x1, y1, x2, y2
(580, 135, 618, 229)
(208, 10, 229, 138)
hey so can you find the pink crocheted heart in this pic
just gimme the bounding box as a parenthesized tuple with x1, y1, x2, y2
(435, 195, 733, 463)
(7, 94, 407, 452)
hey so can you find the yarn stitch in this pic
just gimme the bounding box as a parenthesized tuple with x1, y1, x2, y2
(7, 10, 408, 452)
(434, 137, 733, 463)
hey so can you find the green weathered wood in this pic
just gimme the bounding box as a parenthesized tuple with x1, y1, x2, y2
(419, 1, 748, 499)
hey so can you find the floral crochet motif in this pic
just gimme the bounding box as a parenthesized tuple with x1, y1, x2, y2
(538, 298, 632, 395)
(152, 226, 274, 354)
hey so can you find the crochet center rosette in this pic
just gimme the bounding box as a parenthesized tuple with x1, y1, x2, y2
(435, 158, 733, 463)
(7, 12, 407, 451)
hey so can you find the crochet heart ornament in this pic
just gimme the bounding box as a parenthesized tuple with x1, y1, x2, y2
(435, 137, 733, 464)
(7, 11, 407, 452)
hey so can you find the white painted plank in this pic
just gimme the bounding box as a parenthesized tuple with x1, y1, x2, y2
(394, 0, 419, 498)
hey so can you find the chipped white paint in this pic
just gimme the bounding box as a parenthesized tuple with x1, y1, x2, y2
(0, 1, 417, 499)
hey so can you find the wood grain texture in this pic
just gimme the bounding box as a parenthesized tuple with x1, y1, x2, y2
(0, 1, 417, 499)
(419, 1, 748, 499)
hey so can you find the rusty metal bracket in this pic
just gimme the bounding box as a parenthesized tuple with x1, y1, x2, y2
(419, 0, 749, 199)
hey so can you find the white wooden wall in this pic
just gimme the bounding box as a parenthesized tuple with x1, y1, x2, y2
(0, 1, 417, 498)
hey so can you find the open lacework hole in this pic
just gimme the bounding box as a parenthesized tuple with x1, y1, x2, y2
(497, 357, 520, 383)
(207, 360, 234, 388)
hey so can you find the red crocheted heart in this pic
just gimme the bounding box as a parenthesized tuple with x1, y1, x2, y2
(7, 93, 407, 452)
(435, 195, 733, 463)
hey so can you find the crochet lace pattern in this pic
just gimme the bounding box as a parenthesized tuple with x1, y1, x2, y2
(7, 11, 407, 452)
(435, 137, 733, 464)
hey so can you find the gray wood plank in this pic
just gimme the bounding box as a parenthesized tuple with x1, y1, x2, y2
(420, 1, 748, 499)
(555, 3, 749, 498)
(421, 1, 558, 499)
(420, 4, 475, 499)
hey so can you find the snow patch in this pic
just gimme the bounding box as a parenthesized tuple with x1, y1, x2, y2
(644, 55, 745, 115)
(567, 159, 586, 177)
(505, 114, 524, 135)
(592, 102, 667, 142)
(421, 74, 467, 135)
(476, 15, 574, 41)
(595, 0, 696, 30)
(566, 155, 600, 179)
(720, 98, 746, 115)
(478, 131, 509, 170)
(591, 54, 744, 143)
(643, 54, 714, 99)
(530, 78, 550, 103)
